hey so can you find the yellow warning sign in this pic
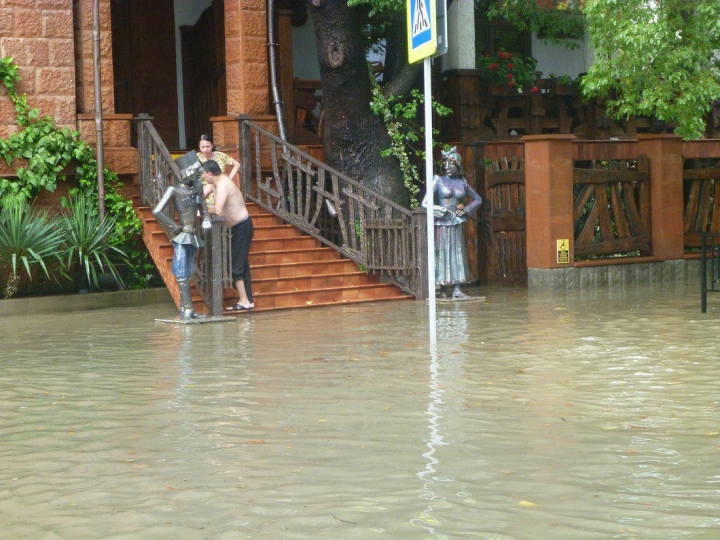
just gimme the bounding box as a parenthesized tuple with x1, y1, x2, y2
(557, 239, 570, 264)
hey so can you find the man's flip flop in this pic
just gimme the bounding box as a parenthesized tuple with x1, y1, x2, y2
(226, 303, 253, 311)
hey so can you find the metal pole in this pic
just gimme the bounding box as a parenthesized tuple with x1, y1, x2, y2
(267, 0, 287, 143)
(424, 57, 436, 346)
(92, 0, 106, 220)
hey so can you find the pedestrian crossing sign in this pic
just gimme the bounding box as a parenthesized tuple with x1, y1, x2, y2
(407, 0, 436, 63)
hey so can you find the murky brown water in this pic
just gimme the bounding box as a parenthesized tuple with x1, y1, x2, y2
(1, 282, 719, 539)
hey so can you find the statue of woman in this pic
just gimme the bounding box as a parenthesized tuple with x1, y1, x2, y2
(422, 147, 482, 298)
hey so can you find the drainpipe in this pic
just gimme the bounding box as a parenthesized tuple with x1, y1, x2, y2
(93, 0, 106, 220)
(267, 0, 287, 142)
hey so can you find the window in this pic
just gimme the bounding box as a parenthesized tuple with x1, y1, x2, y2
(475, 0, 532, 66)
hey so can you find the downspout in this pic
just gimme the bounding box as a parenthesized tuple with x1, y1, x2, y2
(267, 0, 288, 142)
(92, 0, 106, 220)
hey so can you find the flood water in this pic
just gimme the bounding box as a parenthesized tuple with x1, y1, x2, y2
(1, 283, 719, 539)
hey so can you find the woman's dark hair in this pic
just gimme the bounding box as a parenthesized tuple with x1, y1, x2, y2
(199, 134, 216, 151)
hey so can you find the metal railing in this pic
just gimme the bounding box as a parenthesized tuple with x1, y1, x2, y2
(700, 232, 720, 313)
(239, 119, 428, 299)
(136, 114, 231, 316)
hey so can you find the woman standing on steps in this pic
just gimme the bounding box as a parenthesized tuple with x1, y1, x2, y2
(197, 134, 241, 207)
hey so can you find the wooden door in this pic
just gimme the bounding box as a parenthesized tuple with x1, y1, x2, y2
(111, 0, 179, 148)
(483, 158, 527, 284)
(180, 0, 226, 149)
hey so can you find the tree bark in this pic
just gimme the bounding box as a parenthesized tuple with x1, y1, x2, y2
(306, 0, 409, 207)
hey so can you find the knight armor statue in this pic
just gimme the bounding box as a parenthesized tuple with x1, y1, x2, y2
(153, 152, 211, 320)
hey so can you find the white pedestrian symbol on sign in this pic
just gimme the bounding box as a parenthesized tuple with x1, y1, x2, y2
(413, 0, 430, 37)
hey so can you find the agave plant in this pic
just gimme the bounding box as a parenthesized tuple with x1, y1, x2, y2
(60, 195, 127, 290)
(0, 196, 65, 298)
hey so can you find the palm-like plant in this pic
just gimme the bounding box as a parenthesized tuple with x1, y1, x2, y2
(0, 196, 65, 298)
(60, 195, 127, 290)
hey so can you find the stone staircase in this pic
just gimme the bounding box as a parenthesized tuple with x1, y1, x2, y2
(134, 199, 413, 315)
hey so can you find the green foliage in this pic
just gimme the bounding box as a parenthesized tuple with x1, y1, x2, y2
(60, 195, 126, 290)
(370, 76, 452, 208)
(0, 56, 154, 291)
(581, 0, 720, 140)
(488, 0, 584, 48)
(0, 198, 65, 296)
(0, 55, 141, 234)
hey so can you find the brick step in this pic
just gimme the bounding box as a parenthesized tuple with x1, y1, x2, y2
(156, 241, 338, 264)
(245, 271, 376, 294)
(249, 247, 342, 265)
(136, 196, 411, 315)
(250, 235, 320, 253)
(218, 282, 412, 313)
(253, 224, 305, 239)
(251, 259, 358, 280)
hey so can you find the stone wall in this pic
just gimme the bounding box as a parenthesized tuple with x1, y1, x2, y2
(225, 0, 269, 116)
(528, 259, 702, 290)
(0, 0, 77, 137)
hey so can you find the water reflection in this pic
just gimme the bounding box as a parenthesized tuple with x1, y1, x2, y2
(412, 305, 469, 538)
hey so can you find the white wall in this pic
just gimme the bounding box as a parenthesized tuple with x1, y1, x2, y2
(446, 0, 475, 71)
(174, 0, 214, 149)
(448, 2, 593, 78)
(532, 33, 592, 79)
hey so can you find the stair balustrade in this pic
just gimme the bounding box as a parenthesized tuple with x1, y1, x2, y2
(239, 119, 428, 299)
(136, 114, 231, 316)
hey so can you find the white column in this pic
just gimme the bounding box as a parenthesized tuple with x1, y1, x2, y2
(446, 0, 475, 70)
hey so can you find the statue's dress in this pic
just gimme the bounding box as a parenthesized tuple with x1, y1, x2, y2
(425, 175, 482, 286)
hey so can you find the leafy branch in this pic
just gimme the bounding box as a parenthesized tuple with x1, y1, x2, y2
(370, 75, 452, 208)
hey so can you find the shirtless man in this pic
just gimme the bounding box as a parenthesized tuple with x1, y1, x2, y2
(200, 159, 254, 311)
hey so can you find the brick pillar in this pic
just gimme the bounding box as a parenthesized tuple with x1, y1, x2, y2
(523, 135, 576, 269)
(0, 0, 77, 136)
(637, 134, 685, 260)
(74, 0, 115, 114)
(224, 0, 269, 116)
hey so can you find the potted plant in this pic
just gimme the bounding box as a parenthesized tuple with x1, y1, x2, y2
(556, 75, 573, 93)
(478, 49, 538, 95)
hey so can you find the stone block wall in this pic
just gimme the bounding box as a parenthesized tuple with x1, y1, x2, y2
(225, 0, 269, 117)
(528, 259, 702, 290)
(0, 0, 77, 137)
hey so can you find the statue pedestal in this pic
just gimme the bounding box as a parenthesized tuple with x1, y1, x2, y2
(155, 316, 237, 325)
(436, 295, 486, 303)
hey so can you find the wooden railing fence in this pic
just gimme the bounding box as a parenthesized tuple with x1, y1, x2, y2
(684, 163, 720, 249)
(239, 119, 428, 299)
(136, 114, 231, 316)
(573, 156, 651, 259)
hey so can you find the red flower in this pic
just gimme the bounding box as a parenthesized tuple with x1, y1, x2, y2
(484, 54, 490, 58)
(507, 73, 514, 80)
(489, 63, 499, 70)
(507, 63, 513, 69)
(508, 81, 516, 87)
(508, 52, 513, 58)
(531, 86, 539, 93)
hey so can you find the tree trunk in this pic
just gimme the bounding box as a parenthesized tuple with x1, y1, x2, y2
(306, 0, 409, 207)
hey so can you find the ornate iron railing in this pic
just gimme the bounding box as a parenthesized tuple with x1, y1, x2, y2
(239, 119, 427, 299)
(136, 114, 231, 316)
